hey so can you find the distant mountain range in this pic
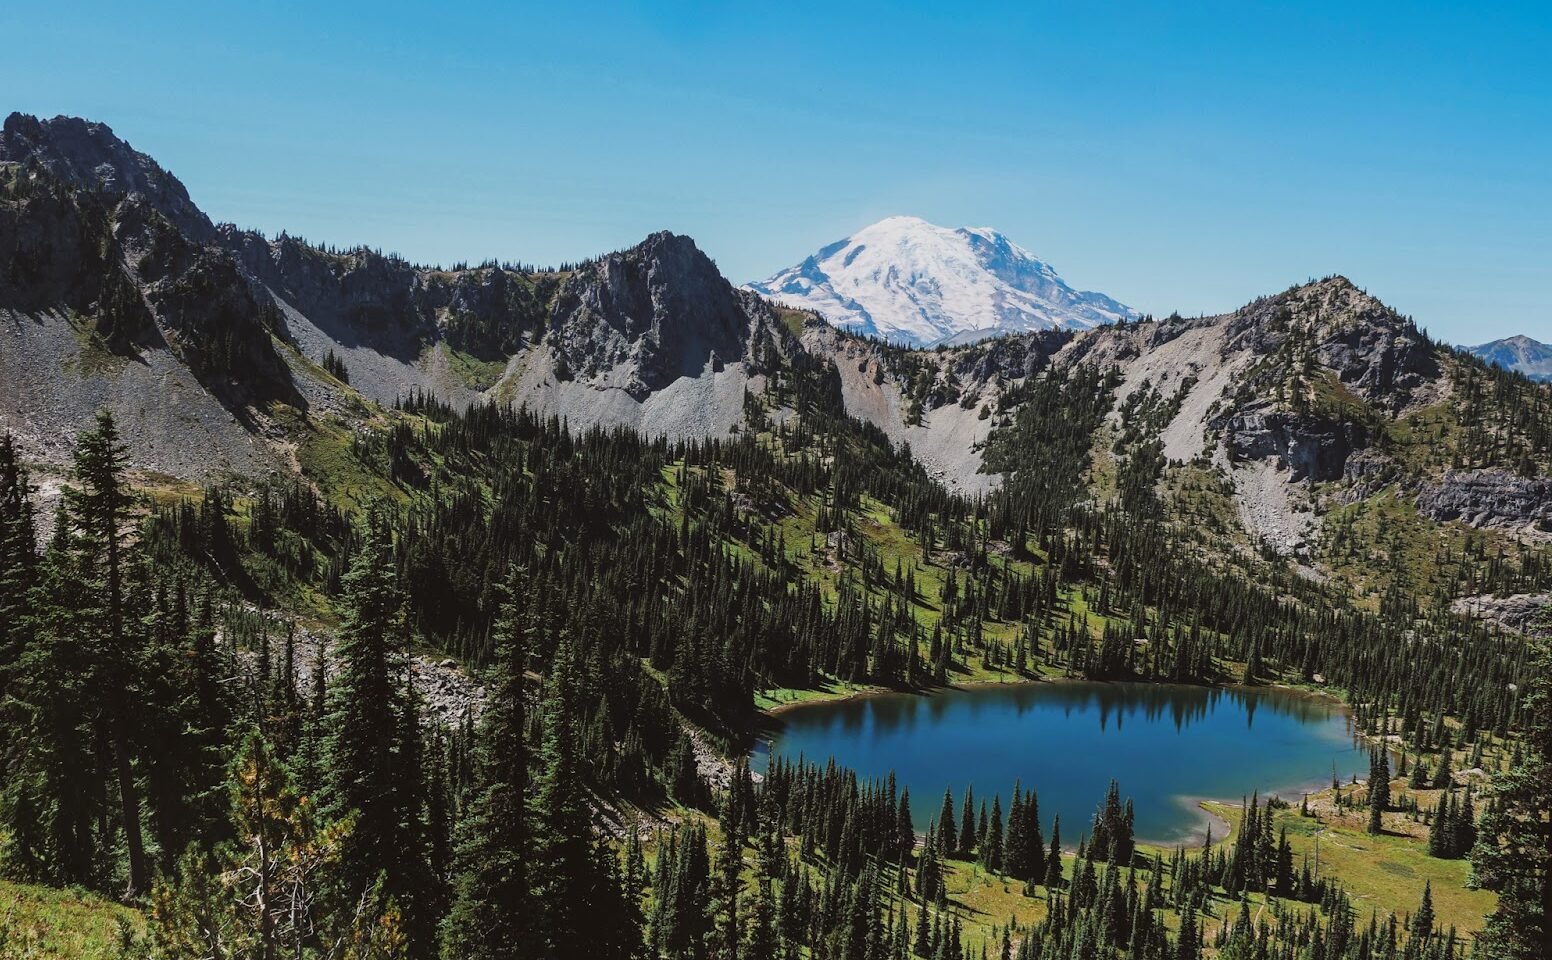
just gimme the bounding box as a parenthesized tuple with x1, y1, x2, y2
(1468, 334, 1552, 381)
(746, 216, 1139, 347)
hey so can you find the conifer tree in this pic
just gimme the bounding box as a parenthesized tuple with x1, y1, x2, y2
(0, 510, 96, 885)
(0, 433, 36, 693)
(530, 634, 638, 959)
(71, 411, 150, 896)
(1044, 817, 1063, 889)
(958, 786, 975, 858)
(1471, 636, 1552, 959)
(439, 570, 534, 960)
(1367, 749, 1391, 835)
(937, 790, 957, 857)
(322, 508, 433, 952)
(148, 731, 406, 960)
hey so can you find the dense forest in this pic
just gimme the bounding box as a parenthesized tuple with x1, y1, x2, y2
(1, 325, 1550, 958)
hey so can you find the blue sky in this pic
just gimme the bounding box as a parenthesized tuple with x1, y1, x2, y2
(3, 1, 1548, 343)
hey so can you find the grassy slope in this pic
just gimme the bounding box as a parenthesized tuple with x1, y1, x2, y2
(647, 776, 1494, 959)
(0, 879, 141, 959)
(1205, 779, 1497, 939)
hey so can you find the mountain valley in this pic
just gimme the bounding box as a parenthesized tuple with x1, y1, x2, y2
(2, 113, 1550, 960)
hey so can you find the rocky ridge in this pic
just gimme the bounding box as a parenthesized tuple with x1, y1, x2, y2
(3, 113, 1550, 611)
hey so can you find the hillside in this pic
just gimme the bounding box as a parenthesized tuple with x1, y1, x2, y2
(1, 112, 1550, 959)
(5, 114, 1552, 624)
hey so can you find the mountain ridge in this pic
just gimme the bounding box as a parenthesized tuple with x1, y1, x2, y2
(3, 113, 1550, 566)
(1468, 333, 1552, 381)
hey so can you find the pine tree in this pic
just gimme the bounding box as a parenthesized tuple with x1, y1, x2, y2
(1044, 817, 1063, 889)
(0, 434, 49, 880)
(937, 790, 957, 857)
(70, 411, 150, 896)
(982, 795, 1004, 874)
(1470, 636, 1552, 959)
(148, 731, 404, 960)
(0, 433, 36, 693)
(439, 570, 534, 960)
(530, 634, 638, 959)
(0, 502, 98, 886)
(1410, 880, 1435, 950)
(1367, 749, 1391, 836)
(322, 508, 433, 952)
(958, 786, 975, 858)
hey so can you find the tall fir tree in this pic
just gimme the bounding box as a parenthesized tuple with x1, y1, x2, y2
(1471, 635, 1552, 959)
(530, 634, 638, 959)
(440, 570, 535, 960)
(70, 411, 150, 895)
(322, 508, 434, 952)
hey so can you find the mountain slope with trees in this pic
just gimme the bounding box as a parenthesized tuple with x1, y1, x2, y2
(1, 112, 1550, 958)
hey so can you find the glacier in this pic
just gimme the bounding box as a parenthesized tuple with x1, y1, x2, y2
(746, 216, 1140, 347)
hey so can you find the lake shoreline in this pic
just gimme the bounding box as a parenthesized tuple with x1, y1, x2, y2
(757, 674, 1379, 849)
(760, 672, 1356, 722)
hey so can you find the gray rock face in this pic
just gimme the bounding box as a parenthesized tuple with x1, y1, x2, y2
(941, 328, 1071, 391)
(1314, 309, 1439, 410)
(1416, 469, 1552, 533)
(0, 142, 303, 434)
(1218, 404, 1367, 482)
(1333, 450, 1398, 503)
(1221, 277, 1437, 407)
(1451, 593, 1551, 636)
(546, 231, 765, 400)
(0, 113, 215, 243)
(223, 230, 442, 364)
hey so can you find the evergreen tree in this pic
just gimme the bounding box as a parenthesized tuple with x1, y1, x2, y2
(322, 509, 434, 952)
(1471, 636, 1552, 959)
(958, 787, 975, 858)
(530, 635, 638, 959)
(0, 433, 36, 693)
(71, 411, 150, 896)
(148, 731, 404, 960)
(439, 570, 534, 960)
(1367, 749, 1391, 836)
(937, 790, 957, 857)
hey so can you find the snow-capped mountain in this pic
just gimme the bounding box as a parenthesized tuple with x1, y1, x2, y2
(746, 216, 1139, 347)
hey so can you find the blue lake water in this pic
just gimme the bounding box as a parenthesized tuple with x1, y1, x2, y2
(760, 681, 1368, 845)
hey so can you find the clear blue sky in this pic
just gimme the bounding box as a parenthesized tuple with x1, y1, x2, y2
(3, 1, 1548, 343)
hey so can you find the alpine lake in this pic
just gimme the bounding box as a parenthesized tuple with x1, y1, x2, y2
(759, 681, 1370, 846)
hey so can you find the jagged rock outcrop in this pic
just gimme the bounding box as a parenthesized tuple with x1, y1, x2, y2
(1216, 405, 1368, 482)
(0, 116, 297, 398)
(1416, 469, 1552, 534)
(1451, 593, 1551, 636)
(1, 116, 304, 475)
(2, 113, 805, 458)
(0, 113, 214, 242)
(545, 231, 768, 400)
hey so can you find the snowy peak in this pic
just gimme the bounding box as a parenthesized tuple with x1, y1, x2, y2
(746, 216, 1138, 347)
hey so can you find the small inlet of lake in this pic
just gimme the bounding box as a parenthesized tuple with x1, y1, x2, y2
(759, 681, 1370, 846)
